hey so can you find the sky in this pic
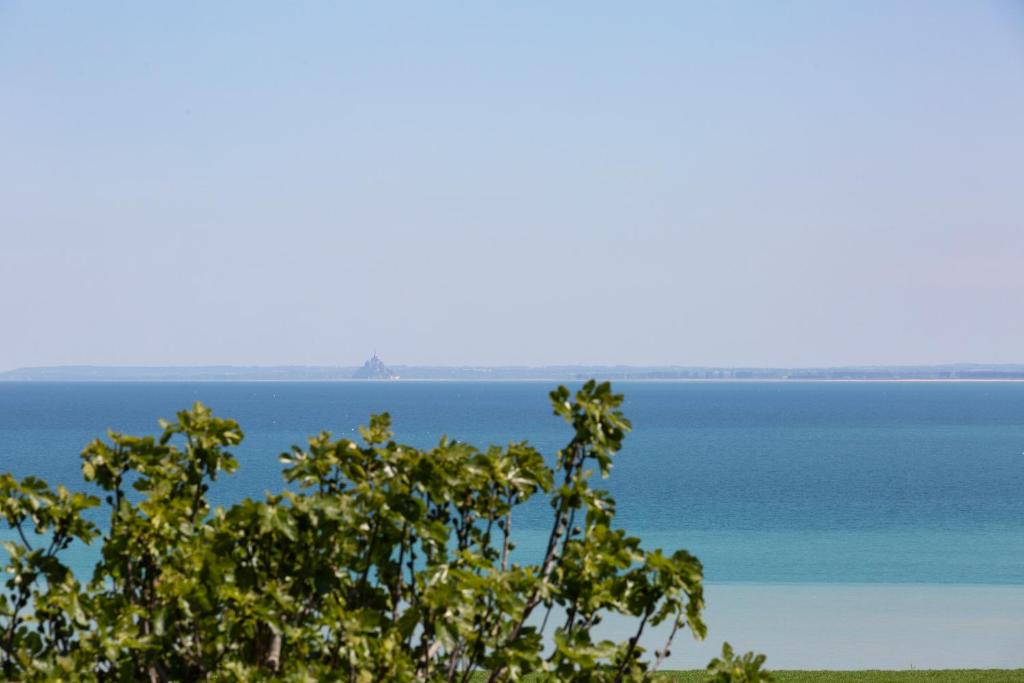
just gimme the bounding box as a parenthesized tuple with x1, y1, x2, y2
(2, 1, 1023, 370)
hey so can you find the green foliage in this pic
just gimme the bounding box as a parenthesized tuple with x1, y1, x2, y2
(471, 672, 1024, 683)
(705, 644, 771, 682)
(0, 381, 768, 681)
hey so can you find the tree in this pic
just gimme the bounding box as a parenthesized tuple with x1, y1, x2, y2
(0, 381, 770, 681)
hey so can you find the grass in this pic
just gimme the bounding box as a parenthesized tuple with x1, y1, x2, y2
(650, 672, 1024, 682)
(469, 672, 1024, 682)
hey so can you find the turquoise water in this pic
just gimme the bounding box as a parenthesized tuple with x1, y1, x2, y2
(1, 381, 1023, 585)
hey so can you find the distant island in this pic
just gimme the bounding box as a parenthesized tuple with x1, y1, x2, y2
(351, 353, 399, 380)
(4, 362, 1024, 382)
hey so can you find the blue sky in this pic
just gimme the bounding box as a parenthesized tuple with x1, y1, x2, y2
(2, 1, 1023, 369)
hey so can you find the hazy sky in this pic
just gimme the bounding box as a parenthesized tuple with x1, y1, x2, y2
(2, 1, 1023, 370)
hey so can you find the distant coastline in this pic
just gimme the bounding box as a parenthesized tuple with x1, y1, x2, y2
(5, 364, 1024, 382)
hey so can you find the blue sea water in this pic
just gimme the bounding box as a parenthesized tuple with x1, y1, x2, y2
(3, 380, 1024, 668)
(2, 380, 1022, 585)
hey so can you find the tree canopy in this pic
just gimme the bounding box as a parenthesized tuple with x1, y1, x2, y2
(1, 381, 769, 681)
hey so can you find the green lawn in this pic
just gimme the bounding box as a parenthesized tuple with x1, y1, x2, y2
(651, 672, 1024, 682)
(470, 672, 1024, 682)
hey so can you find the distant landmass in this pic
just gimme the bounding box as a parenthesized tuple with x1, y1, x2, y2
(4, 362, 1024, 381)
(351, 353, 399, 380)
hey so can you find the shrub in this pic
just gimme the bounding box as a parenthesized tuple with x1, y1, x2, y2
(0, 381, 769, 681)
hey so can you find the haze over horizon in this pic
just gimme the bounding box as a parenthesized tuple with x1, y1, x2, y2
(7, 359, 1024, 373)
(3, 1, 1023, 373)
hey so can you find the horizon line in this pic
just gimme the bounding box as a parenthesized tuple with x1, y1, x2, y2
(5, 362, 1024, 371)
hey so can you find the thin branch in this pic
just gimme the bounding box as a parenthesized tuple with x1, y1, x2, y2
(391, 523, 409, 623)
(13, 521, 33, 552)
(487, 442, 583, 683)
(500, 492, 514, 573)
(650, 617, 682, 674)
(445, 641, 465, 682)
(539, 601, 554, 637)
(613, 609, 650, 683)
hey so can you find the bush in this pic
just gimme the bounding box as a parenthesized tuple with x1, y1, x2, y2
(0, 381, 769, 681)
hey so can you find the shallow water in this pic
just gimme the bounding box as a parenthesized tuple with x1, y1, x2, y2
(604, 583, 1024, 670)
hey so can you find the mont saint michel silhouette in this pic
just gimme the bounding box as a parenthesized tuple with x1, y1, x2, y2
(351, 353, 399, 380)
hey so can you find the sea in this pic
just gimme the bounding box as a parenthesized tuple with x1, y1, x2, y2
(1, 381, 1022, 669)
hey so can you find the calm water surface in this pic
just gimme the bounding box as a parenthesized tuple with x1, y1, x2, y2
(2, 380, 1022, 584)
